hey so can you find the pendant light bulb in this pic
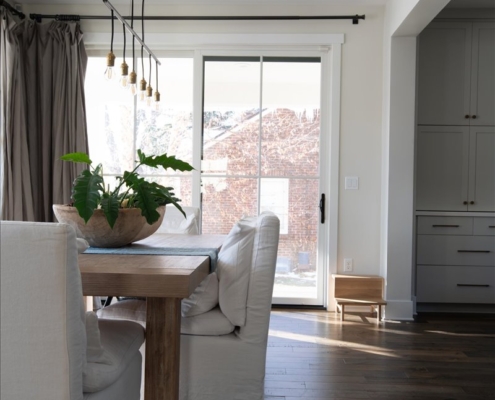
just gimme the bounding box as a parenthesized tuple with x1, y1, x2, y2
(153, 90, 161, 111)
(139, 78, 147, 101)
(146, 85, 153, 107)
(105, 52, 116, 80)
(129, 71, 138, 96)
(120, 61, 129, 89)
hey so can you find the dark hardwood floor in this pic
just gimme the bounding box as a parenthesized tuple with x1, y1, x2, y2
(265, 310, 495, 400)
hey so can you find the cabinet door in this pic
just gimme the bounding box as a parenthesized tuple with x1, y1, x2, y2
(416, 126, 470, 211)
(470, 22, 495, 126)
(468, 127, 495, 212)
(417, 22, 472, 126)
(417, 265, 495, 304)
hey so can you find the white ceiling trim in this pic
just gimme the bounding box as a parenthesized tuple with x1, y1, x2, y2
(84, 32, 345, 50)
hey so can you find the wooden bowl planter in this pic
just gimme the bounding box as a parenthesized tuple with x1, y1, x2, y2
(53, 204, 165, 248)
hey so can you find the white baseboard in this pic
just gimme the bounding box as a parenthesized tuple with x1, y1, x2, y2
(383, 299, 414, 321)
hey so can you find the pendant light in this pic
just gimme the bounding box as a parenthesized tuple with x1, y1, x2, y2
(146, 54, 153, 107)
(128, 0, 137, 96)
(119, 23, 129, 89)
(103, 0, 161, 102)
(104, 10, 116, 80)
(139, 0, 147, 101)
(154, 60, 160, 111)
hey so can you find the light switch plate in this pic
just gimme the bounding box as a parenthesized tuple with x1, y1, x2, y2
(345, 176, 359, 190)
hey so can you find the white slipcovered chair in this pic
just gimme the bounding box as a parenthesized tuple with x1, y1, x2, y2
(0, 221, 145, 400)
(98, 212, 280, 400)
(158, 204, 200, 234)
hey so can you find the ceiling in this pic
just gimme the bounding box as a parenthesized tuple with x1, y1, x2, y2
(12, 0, 388, 6)
(10, 0, 495, 10)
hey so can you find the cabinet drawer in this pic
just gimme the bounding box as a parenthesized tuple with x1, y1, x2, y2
(417, 235, 495, 266)
(417, 265, 495, 304)
(474, 217, 495, 236)
(417, 216, 473, 235)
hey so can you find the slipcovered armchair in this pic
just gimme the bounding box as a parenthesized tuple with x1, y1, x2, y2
(98, 212, 280, 400)
(0, 221, 145, 400)
(157, 204, 201, 234)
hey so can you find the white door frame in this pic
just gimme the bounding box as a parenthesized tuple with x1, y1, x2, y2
(189, 35, 342, 308)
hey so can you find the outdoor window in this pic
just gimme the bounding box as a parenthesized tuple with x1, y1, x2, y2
(85, 57, 194, 204)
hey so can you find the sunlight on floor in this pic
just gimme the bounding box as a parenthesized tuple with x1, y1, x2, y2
(426, 330, 495, 337)
(271, 311, 337, 324)
(268, 329, 401, 358)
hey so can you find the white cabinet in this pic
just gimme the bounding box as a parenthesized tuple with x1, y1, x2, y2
(468, 127, 495, 212)
(416, 126, 495, 212)
(417, 21, 495, 126)
(416, 216, 495, 305)
(415, 19, 495, 309)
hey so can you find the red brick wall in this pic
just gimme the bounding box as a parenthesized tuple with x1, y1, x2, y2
(202, 108, 320, 270)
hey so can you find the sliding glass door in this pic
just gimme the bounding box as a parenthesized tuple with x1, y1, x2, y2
(85, 51, 330, 307)
(201, 56, 325, 305)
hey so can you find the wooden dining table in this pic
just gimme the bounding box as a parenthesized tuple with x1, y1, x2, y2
(78, 233, 225, 400)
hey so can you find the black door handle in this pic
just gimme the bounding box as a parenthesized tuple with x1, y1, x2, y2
(319, 193, 325, 224)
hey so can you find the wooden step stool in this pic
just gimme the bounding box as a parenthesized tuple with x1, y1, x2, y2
(332, 274, 387, 322)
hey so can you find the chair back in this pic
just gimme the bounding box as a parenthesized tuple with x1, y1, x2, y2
(236, 212, 280, 344)
(0, 221, 86, 400)
(157, 205, 200, 234)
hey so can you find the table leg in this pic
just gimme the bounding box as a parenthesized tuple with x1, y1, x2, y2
(145, 297, 181, 400)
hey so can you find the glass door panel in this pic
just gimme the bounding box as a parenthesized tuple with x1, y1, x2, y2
(202, 58, 260, 177)
(201, 177, 258, 234)
(201, 56, 324, 305)
(261, 58, 321, 303)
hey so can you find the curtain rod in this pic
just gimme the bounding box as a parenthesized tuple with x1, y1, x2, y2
(29, 13, 365, 24)
(0, 0, 26, 19)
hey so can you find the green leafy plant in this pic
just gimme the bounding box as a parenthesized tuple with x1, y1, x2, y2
(61, 149, 194, 228)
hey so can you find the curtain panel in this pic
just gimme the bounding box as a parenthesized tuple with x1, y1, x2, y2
(1, 10, 88, 222)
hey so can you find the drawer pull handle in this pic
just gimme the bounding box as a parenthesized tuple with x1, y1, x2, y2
(457, 284, 490, 288)
(457, 250, 491, 253)
(432, 224, 460, 228)
(489, 226, 495, 229)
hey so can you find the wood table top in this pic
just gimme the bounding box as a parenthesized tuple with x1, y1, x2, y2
(79, 254, 210, 298)
(79, 233, 225, 298)
(133, 233, 226, 249)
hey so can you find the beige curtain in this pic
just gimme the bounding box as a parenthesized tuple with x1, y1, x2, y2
(1, 10, 88, 222)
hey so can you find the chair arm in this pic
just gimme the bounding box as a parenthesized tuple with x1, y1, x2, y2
(83, 319, 144, 393)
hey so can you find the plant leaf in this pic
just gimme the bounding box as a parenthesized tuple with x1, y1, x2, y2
(61, 152, 92, 165)
(100, 194, 120, 229)
(132, 180, 160, 225)
(148, 182, 186, 218)
(72, 169, 104, 223)
(137, 150, 194, 172)
(137, 149, 147, 164)
(165, 197, 186, 218)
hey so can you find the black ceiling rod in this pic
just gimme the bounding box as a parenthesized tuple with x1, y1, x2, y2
(28, 13, 365, 24)
(0, 0, 26, 20)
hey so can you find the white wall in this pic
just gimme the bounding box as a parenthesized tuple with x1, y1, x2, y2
(381, 0, 450, 320)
